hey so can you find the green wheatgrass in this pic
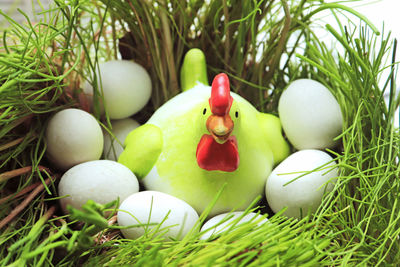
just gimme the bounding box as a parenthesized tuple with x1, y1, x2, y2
(0, 0, 399, 265)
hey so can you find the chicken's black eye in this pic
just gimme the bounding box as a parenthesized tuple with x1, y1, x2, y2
(203, 108, 207, 115)
(235, 111, 239, 118)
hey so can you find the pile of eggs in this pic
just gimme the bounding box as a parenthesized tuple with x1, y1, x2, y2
(47, 59, 343, 241)
(266, 79, 342, 218)
(46, 59, 151, 216)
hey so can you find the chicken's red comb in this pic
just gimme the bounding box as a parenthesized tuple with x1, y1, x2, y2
(209, 73, 233, 116)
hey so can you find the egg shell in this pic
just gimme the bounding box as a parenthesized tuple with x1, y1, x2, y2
(58, 160, 139, 213)
(118, 191, 199, 240)
(46, 108, 103, 170)
(278, 79, 343, 150)
(265, 149, 338, 218)
(103, 118, 140, 161)
(200, 211, 268, 240)
(83, 60, 152, 119)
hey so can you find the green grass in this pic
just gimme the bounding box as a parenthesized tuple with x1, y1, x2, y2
(0, 0, 399, 265)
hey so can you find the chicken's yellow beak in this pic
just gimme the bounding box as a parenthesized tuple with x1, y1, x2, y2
(206, 114, 234, 144)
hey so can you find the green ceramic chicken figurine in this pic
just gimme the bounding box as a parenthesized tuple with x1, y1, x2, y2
(119, 49, 289, 216)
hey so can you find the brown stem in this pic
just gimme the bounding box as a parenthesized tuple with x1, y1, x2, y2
(0, 166, 49, 183)
(142, 1, 168, 103)
(128, 1, 152, 66)
(0, 181, 43, 205)
(7, 114, 34, 133)
(0, 137, 25, 152)
(93, 215, 118, 245)
(108, 215, 117, 226)
(43, 205, 57, 221)
(159, 1, 179, 95)
(0, 176, 57, 230)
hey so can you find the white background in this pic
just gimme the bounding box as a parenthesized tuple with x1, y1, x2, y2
(320, 0, 400, 127)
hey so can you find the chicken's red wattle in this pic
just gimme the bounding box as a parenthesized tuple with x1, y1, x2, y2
(196, 134, 239, 172)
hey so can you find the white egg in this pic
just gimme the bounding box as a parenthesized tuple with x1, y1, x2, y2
(278, 79, 343, 150)
(199, 211, 268, 240)
(58, 160, 139, 213)
(118, 191, 199, 240)
(83, 60, 152, 119)
(103, 118, 140, 161)
(265, 150, 338, 219)
(46, 108, 103, 170)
